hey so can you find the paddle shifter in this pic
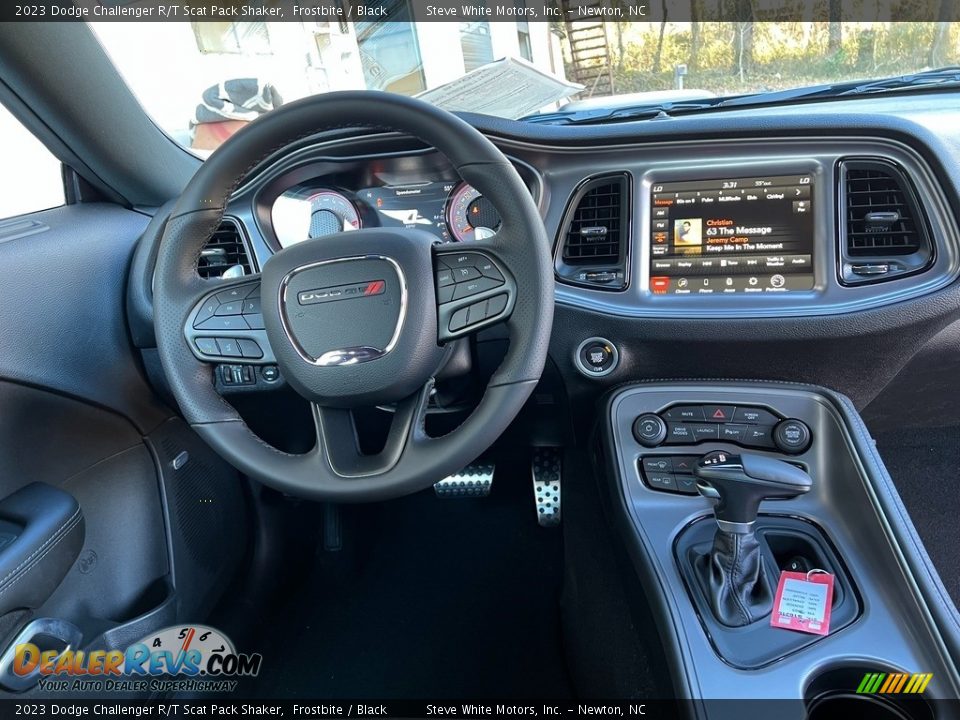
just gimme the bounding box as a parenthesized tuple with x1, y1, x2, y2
(692, 451, 813, 627)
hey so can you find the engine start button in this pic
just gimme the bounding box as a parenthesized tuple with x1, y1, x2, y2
(575, 337, 619, 378)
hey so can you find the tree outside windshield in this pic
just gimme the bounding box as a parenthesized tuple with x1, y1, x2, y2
(91, 18, 960, 152)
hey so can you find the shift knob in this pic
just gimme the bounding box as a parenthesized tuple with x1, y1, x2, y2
(694, 451, 812, 533)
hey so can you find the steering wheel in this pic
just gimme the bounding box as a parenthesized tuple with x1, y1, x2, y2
(154, 92, 554, 502)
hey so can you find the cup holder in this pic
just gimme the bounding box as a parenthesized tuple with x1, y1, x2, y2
(805, 665, 935, 720)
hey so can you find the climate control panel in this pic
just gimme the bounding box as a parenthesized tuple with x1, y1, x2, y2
(632, 403, 811, 455)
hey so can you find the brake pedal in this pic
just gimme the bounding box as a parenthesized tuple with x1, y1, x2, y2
(434, 462, 495, 498)
(532, 447, 562, 527)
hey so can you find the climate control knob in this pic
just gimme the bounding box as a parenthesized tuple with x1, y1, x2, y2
(633, 414, 667, 447)
(773, 418, 812, 454)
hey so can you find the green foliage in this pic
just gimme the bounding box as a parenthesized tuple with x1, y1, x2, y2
(576, 22, 959, 98)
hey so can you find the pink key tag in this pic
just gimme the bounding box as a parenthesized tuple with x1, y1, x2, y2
(770, 569, 834, 635)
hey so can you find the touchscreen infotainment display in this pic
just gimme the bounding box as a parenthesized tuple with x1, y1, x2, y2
(649, 174, 814, 295)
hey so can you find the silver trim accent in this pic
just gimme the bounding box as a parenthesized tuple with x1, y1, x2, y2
(573, 336, 620, 378)
(434, 462, 495, 498)
(716, 518, 756, 534)
(532, 447, 562, 527)
(278, 255, 408, 366)
(0, 618, 83, 691)
(695, 480, 721, 500)
(316, 347, 385, 366)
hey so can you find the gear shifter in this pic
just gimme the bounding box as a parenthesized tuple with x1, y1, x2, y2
(692, 451, 813, 626)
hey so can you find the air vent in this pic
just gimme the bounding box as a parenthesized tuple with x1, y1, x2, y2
(197, 219, 253, 279)
(839, 159, 933, 284)
(555, 174, 630, 289)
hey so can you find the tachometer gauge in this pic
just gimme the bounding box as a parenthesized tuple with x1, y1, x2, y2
(446, 183, 501, 242)
(307, 190, 361, 237)
(272, 189, 361, 248)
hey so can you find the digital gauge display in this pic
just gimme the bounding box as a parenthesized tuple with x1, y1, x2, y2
(271, 179, 503, 248)
(446, 182, 502, 242)
(357, 182, 453, 240)
(271, 190, 360, 247)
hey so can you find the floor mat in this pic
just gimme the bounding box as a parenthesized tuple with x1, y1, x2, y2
(875, 426, 960, 607)
(244, 460, 573, 699)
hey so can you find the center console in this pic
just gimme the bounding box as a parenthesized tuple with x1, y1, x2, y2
(600, 381, 960, 717)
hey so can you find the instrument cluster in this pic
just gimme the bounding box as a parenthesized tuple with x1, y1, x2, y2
(271, 179, 502, 248)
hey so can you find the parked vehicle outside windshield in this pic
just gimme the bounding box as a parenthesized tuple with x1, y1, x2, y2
(91, 20, 960, 152)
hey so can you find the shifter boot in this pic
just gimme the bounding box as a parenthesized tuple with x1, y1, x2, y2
(694, 529, 773, 627)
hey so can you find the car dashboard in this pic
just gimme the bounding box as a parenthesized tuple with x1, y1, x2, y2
(217, 92, 960, 329)
(136, 91, 960, 414)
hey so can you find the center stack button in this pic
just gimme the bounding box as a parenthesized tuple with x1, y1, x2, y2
(633, 414, 667, 447)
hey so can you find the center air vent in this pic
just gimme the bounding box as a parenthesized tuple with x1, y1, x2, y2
(839, 159, 933, 284)
(197, 219, 254, 279)
(555, 173, 631, 289)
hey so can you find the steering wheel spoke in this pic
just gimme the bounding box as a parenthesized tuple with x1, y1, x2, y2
(311, 380, 432, 478)
(434, 246, 516, 343)
(184, 279, 276, 365)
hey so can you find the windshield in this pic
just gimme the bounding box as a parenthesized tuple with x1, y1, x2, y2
(91, 19, 959, 152)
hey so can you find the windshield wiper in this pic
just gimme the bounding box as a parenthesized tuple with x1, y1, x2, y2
(524, 67, 960, 126)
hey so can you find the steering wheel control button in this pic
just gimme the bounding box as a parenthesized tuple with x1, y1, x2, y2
(477, 261, 504, 281)
(436, 268, 455, 287)
(633, 414, 667, 447)
(448, 307, 469, 332)
(196, 315, 249, 331)
(215, 301, 244, 316)
(244, 314, 265, 330)
(237, 339, 264, 359)
(486, 294, 509, 317)
(435, 252, 506, 305)
(195, 338, 220, 356)
(774, 419, 812, 454)
(452, 266, 482, 283)
(437, 284, 455, 304)
(194, 299, 219, 326)
(216, 338, 242, 358)
(452, 276, 501, 300)
(434, 252, 513, 342)
(574, 337, 619, 378)
(216, 286, 254, 303)
(242, 296, 261, 315)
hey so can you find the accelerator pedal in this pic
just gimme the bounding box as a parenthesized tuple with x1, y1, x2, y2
(532, 447, 562, 527)
(434, 462, 495, 498)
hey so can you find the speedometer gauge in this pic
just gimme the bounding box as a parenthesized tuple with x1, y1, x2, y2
(446, 183, 501, 242)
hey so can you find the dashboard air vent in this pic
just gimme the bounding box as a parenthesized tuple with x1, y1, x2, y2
(197, 219, 253, 279)
(838, 159, 933, 284)
(555, 173, 630, 289)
